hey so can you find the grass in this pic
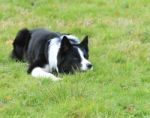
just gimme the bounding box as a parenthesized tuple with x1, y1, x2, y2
(0, 0, 150, 117)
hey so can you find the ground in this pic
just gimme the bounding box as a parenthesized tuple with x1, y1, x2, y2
(0, 0, 150, 117)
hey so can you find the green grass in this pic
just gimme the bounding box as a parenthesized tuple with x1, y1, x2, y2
(0, 0, 150, 117)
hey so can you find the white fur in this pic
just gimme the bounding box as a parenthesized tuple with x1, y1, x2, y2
(31, 67, 62, 81)
(42, 64, 50, 72)
(48, 38, 61, 72)
(77, 48, 92, 71)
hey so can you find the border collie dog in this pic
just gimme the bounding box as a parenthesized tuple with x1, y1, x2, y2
(11, 28, 92, 81)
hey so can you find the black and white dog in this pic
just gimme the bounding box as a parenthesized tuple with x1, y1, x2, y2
(11, 28, 92, 81)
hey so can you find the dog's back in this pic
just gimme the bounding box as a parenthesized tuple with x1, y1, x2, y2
(27, 29, 61, 64)
(11, 28, 61, 62)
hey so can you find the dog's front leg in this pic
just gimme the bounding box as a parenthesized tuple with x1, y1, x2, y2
(31, 67, 62, 81)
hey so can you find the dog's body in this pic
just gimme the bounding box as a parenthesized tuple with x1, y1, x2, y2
(11, 28, 92, 81)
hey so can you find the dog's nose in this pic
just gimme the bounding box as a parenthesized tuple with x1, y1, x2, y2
(87, 64, 92, 69)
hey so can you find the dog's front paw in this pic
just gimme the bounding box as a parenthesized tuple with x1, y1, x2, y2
(52, 77, 63, 81)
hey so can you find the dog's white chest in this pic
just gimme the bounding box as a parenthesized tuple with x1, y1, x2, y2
(48, 38, 60, 72)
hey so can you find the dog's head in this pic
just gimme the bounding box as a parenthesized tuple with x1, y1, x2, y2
(57, 36, 92, 73)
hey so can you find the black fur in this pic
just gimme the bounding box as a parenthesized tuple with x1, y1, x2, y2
(11, 28, 90, 74)
(11, 28, 31, 61)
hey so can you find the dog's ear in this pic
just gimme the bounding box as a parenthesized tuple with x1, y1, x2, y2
(80, 35, 88, 51)
(60, 36, 72, 53)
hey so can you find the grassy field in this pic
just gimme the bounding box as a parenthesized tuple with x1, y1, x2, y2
(0, 0, 150, 117)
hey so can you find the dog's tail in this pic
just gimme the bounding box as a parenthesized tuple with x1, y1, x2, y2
(11, 28, 31, 61)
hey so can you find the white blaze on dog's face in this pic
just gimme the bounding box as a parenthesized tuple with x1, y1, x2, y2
(57, 35, 92, 73)
(78, 36, 92, 71)
(77, 48, 92, 71)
